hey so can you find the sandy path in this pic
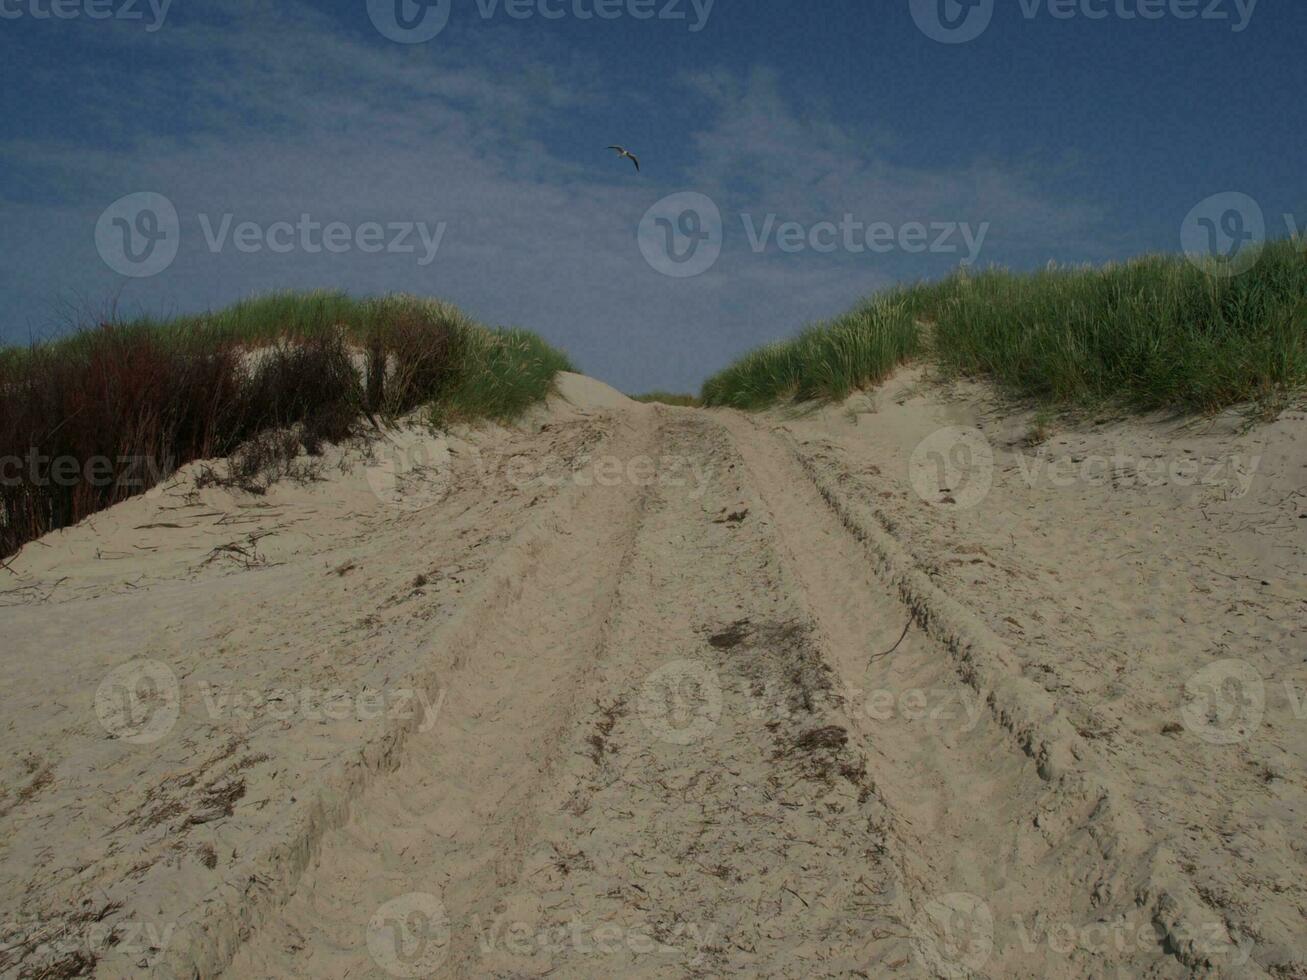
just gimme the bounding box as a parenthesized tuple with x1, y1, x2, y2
(224, 407, 658, 978)
(230, 409, 917, 978)
(221, 406, 1242, 978)
(3, 377, 1299, 978)
(771, 371, 1305, 977)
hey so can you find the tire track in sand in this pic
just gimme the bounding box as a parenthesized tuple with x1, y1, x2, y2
(718, 409, 1227, 978)
(224, 408, 658, 978)
(224, 404, 1210, 979)
(476, 410, 912, 977)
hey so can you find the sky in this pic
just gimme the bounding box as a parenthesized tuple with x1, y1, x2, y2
(1, 0, 1303, 393)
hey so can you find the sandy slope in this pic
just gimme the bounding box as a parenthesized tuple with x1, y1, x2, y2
(1, 371, 1302, 978)
(772, 368, 1306, 977)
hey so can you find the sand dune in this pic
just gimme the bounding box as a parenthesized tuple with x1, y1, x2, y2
(1, 373, 1303, 978)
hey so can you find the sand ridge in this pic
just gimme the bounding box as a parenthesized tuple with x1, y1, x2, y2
(1, 372, 1302, 978)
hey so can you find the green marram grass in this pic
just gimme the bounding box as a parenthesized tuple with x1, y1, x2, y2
(702, 239, 1307, 416)
(431, 325, 575, 424)
(701, 299, 921, 410)
(4, 290, 575, 425)
(1, 291, 574, 557)
(157, 291, 575, 421)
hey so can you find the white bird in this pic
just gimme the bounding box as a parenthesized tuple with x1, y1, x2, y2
(607, 145, 640, 173)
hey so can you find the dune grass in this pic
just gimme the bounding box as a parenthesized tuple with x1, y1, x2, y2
(0, 292, 573, 558)
(701, 299, 921, 410)
(432, 326, 576, 424)
(703, 240, 1307, 415)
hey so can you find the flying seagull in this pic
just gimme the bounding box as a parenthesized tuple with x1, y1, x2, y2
(607, 145, 640, 173)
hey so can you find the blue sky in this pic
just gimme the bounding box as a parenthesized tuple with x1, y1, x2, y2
(2, 0, 1303, 392)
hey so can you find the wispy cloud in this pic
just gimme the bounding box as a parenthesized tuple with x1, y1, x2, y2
(1, 2, 1105, 392)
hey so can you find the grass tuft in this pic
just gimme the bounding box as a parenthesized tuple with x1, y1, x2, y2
(702, 299, 920, 409)
(702, 239, 1307, 415)
(1, 292, 572, 558)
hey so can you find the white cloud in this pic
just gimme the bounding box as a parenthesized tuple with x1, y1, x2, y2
(1, 3, 1104, 392)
